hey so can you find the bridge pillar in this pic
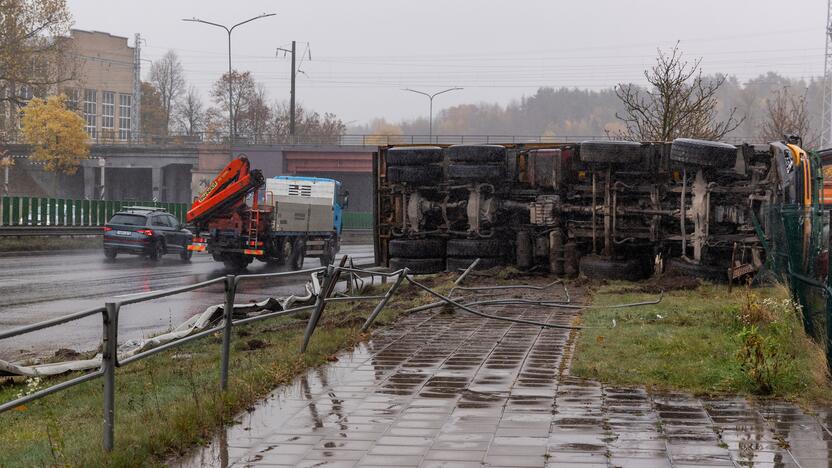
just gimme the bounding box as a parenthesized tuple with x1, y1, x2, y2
(151, 166, 162, 202)
(84, 166, 96, 200)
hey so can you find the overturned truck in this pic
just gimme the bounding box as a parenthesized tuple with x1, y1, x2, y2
(373, 139, 818, 280)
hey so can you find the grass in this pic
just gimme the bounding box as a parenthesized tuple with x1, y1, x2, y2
(0, 273, 454, 467)
(571, 281, 832, 403)
(0, 236, 101, 252)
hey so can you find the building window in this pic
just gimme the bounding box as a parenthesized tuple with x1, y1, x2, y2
(83, 89, 97, 138)
(102, 91, 114, 135)
(119, 94, 131, 140)
(65, 88, 79, 111)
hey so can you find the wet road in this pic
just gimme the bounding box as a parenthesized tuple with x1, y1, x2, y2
(177, 282, 832, 468)
(0, 245, 374, 361)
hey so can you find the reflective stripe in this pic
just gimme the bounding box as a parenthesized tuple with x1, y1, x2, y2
(243, 249, 264, 256)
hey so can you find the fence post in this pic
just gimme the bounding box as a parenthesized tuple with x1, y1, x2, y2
(102, 302, 119, 451)
(220, 275, 236, 391)
(301, 267, 336, 353)
(361, 269, 408, 331)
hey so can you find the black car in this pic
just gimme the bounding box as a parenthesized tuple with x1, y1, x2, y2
(103, 207, 192, 261)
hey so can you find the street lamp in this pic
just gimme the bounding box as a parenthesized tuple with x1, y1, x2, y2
(183, 13, 275, 154)
(403, 87, 463, 143)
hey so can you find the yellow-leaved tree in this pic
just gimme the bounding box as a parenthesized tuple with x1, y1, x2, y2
(21, 94, 89, 175)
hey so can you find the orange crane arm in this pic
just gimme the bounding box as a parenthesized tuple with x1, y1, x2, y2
(186, 156, 265, 225)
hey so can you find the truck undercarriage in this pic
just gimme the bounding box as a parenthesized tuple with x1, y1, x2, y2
(374, 139, 818, 280)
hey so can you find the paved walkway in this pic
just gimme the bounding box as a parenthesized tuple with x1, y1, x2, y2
(176, 283, 832, 467)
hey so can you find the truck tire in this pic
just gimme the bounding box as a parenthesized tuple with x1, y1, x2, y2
(579, 255, 648, 281)
(670, 138, 737, 168)
(387, 165, 443, 184)
(667, 258, 728, 282)
(386, 146, 443, 165)
(446, 256, 502, 272)
(448, 164, 504, 181)
(223, 253, 252, 270)
(446, 238, 504, 258)
(579, 141, 644, 164)
(389, 257, 445, 275)
(388, 238, 446, 258)
(290, 237, 305, 271)
(447, 145, 506, 163)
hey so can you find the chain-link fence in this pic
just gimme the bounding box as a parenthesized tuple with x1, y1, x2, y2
(760, 152, 832, 371)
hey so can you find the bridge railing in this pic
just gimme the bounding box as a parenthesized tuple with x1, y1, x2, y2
(4, 133, 765, 147)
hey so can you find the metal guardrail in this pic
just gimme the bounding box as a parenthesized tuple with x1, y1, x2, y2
(0, 260, 408, 451)
(0, 226, 102, 237)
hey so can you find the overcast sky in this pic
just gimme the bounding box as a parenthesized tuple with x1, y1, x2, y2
(66, 0, 827, 127)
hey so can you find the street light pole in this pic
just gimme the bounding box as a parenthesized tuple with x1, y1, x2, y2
(183, 13, 275, 156)
(403, 87, 463, 143)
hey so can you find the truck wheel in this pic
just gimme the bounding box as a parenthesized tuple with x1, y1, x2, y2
(446, 257, 502, 272)
(386, 146, 443, 165)
(446, 238, 504, 258)
(670, 138, 737, 168)
(579, 255, 648, 281)
(263, 238, 287, 265)
(290, 237, 305, 270)
(448, 164, 504, 181)
(387, 165, 443, 184)
(388, 238, 446, 258)
(447, 145, 506, 163)
(223, 254, 251, 270)
(579, 141, 644, 164)
(389, 257, 445, 275)
(667, 258, 728, 282)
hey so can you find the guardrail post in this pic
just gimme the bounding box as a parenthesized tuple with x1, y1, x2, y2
(220, 275, 236, 391)
(102, 302, 119, 451)
(301, 267, 335, 353)
(361, 269, 408, 332)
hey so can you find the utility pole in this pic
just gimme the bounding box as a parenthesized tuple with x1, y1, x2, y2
(277, 41, 310, 140)
(132, 33, 142, 142)
(823, 0, 832, 148)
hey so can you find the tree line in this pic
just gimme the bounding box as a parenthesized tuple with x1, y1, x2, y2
(358, 45, 821, 149)
(141, 51, 346, 142)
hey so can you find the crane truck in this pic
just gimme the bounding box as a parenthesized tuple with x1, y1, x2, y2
(186, 156, 346, 270)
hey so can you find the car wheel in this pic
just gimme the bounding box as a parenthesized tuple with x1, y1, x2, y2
(388, 238, 446, 258)
(104, 248, 117, 260)
(149, 242, 163, 261)
(579, 140, 645, 164)
(389, 257, 445, 275)
(180, 248, 193, 262)
(670, 138, 737, 168)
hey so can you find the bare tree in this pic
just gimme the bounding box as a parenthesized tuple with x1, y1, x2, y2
(210, 70, 256, 139)
(757, 86, 815, 148)
(0, 0, 76, 141)
(173, 86, 204, 136)
(149, 50, 186, 135)
(614, 43, 743, 141)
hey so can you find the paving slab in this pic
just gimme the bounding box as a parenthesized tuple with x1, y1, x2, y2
(174, 281, 830, 467)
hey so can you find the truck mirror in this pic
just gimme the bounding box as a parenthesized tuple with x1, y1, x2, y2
(342, 190, 350, 209)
